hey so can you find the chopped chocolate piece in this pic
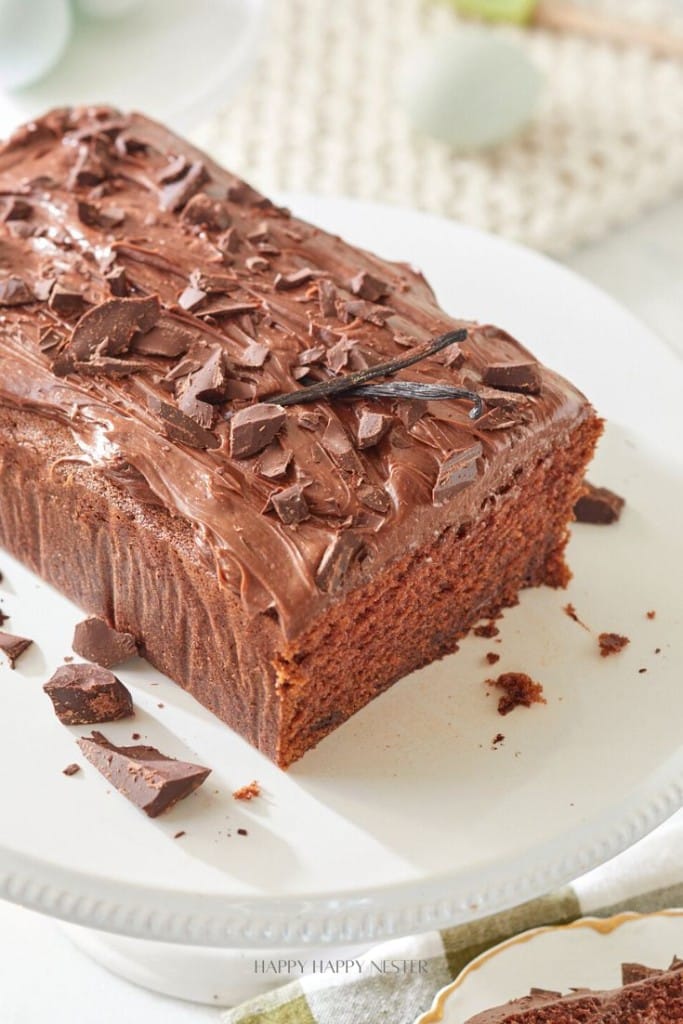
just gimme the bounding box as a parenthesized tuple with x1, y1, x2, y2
(147, 394, 220, 449)
(357, 409, 392, 449)
(0, 608, 8, 627)
(358, 485, 391, 513)
(105, 266, 128, 296)
(397, 399, 427, 429)
(38, 326, 65, 352)
(309, 323, 340, 347)
(72, 616, 137, 668)
(492, 732, 505, 746)
(271, 484, 309, 525)
(316, 533, 363, 592)
(178, 285, 206, 311)
(232, 780, 261, 801)
(574, 481, 625, 524)
(77, 731, 211, 817)
(173, 830, 186, 839)
(63, 762, 81, 776)
(70, 295, 160, 360)
(67, 143, 106, 188)
(646, 610, 656, 620)
(433, 444, 482, 504)
(0, 630, 32, 669)
(185, 349, 229, 404)
(0, 275, 33, 306)
(488, 672, 546, 716)
(48, 285, 88, 318)
(297, 345, 326, 367)
(230, 403, 286, 459)
(237, 827, 248, 836)
(132, 315, 195, 358)
(349, 270, 389, 302)
(44, 664, 134, 724)
(483, 361, 541, 395)
(2, 197, 32, 221)
(181, 192, 232, 231)
(474, 621, 500, 638)
(217, 226, 240, 255)
(274, 268, 316, 291)
(189, 269, 238, 294)
(598, 632, 630, 657)
(77, 200, 124, 230)
(73, 355, 149, 378)
(159, 160, 209, 212)
(485, 652, 500, 665)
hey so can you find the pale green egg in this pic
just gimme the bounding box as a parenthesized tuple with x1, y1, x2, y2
(400, 28, 543, 152)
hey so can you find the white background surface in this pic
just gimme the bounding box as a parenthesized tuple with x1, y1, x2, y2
(0, 196, 681, 1022)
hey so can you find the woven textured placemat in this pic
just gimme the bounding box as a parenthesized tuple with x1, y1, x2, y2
(192, 0, 683, 255)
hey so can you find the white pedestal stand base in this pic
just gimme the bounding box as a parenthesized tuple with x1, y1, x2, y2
(62, 924, 372, 1007)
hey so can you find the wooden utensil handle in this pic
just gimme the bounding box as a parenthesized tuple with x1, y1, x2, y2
(534, 0, 683, 58)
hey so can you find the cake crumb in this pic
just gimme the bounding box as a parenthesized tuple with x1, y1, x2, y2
(638, 668, 647, 674)
(487, 672, 546, 716)
(485, 652, 500, 666)
(63, 655, 73, 663)
(173, 830, 186, 839)
(474, 621, 499, 639)
(131, 732, 141, 740)
(233, 780, 261, 801)
(598, 632, 630, 657)
(492, 732, 505, 748)
(655, 647, 661, 654)
(237, 828, 248, 836)
(563, 603, 589, 630)
(62, 763, 80, 776)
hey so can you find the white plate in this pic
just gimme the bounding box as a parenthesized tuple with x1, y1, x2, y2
(418, 910, 683, 1023)
(0, 0, 267, 138)
(0, 198, 682, 948)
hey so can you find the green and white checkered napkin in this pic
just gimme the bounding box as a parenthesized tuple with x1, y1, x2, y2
(222, 810, 682, 1024)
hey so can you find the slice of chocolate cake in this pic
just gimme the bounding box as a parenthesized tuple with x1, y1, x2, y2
(465, 958, 683, 1023)
(0, 107, 602, 766)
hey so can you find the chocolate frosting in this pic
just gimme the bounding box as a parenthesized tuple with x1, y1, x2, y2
(0, 108, 593, 640)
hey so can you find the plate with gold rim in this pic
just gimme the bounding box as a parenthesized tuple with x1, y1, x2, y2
(418, 909, 683, 1024)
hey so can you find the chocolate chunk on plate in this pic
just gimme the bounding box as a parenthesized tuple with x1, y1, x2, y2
(0, 630, 32, 669)
(44, 664, 134, 724)
(72, 616, 138, 669)
(77, 732, 211, 817)
(574, 480, 625, 524)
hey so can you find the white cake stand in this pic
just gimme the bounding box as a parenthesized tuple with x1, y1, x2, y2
(1, 200, 681, 1006)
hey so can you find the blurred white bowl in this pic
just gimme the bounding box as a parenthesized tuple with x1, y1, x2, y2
(0, 0, 268, 137)
(0, 0, 72, 90)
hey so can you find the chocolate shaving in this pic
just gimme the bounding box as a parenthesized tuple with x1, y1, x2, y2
(1, 197, 32, 221)
(132, 315, 195, 357)
(105, 267, 128, 296)
(159, 161, 209, 212)
(77, 200, 124, 230)
(148, 394, 220, 449)
(349, 270, 389, 302)
(0, 275, 33, 306)
(178, 285, 206, 311)
(0, 630, 32, 669)
(70, 295, 161, 360)
(318, 279, 338, 318)
(269, 329, 482, 418)
(339, 299, 393, 326)
(358, 485, 390, 513)
(274, 268, 317, 291)
(197, 299, 260, 319)
(181, 192, 232, 231)
(257, 444, 292, 479)
(316, 533, 363, 592)
(235, 341, 269, 368)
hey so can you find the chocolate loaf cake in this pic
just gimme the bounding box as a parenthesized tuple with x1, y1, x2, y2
(465, 957, 683, 1022)
(0, 107, 602, 767)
